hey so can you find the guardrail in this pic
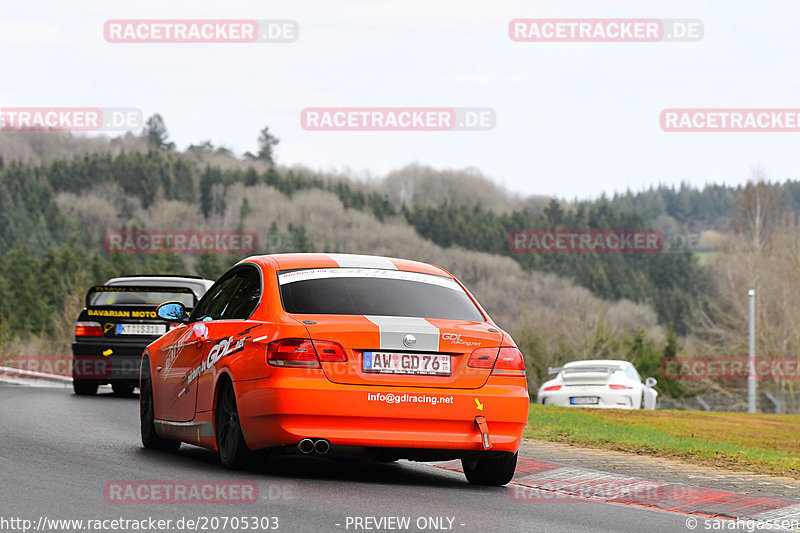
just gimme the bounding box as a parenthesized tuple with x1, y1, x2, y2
(0, 365, 72, 383)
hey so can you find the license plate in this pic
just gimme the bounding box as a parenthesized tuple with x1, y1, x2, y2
(570, 396, 599, 405)
(115, 323, 166, 336)
(363, 352, 451, 376)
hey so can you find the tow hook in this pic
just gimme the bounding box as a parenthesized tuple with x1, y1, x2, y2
(474, 416, 492, 450)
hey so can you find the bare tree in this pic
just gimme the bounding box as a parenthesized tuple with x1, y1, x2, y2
(732, 166, 781, 253)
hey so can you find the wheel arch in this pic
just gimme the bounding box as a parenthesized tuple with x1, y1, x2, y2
(139, 350, 153, 382)
(212, 370, 236, 436)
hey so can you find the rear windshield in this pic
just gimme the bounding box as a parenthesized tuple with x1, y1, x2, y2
(89, 290, 195, 307)
(278, 268, 485, 321)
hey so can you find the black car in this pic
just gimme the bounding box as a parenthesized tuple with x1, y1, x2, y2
(72, 275, 214, 396)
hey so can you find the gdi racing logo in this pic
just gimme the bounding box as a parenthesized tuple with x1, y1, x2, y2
(441, 333, 481, 347)
(185, 335, 247, 385)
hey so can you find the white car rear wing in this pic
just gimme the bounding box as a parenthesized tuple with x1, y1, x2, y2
(548, 364, 622, 376)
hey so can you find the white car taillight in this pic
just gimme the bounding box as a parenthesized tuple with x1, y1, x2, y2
(609, 384, 633, 390)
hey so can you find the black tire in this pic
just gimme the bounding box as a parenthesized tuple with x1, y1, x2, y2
(73, 379, 98, 396)
(112, 383, 135, 397)
(216, 381, 252, 469)
(140, 357, 180, 451)
(462, 452, 518, 486)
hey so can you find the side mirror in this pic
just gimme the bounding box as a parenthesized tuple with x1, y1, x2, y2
(156, 301, 188, 322)
(645, 377, 657, 388)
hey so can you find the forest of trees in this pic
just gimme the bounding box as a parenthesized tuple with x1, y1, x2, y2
(402, 199, 709, 335)
(2, 128, 799, 407)
(0, 149, 709, 335)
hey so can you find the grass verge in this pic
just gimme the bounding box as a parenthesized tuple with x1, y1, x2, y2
(524, 404, 800, 478)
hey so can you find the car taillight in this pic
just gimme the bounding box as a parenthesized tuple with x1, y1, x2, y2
(467, 347, 498, 369)
(75, 321, 103, 337)
(491, 347, 526, 376)
(543, 385, 561, 391)
(268, 339, 319, 367)
(267, 338, 348, 367)
(311, 340, 347, 362)
(609, 384, 632, 390)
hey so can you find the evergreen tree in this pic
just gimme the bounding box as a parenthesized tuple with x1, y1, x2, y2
(143, 114, 176, 151)
(256, 126, 280, 164)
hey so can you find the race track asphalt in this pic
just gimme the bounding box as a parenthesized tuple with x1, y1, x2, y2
(0, 385, 695, 533)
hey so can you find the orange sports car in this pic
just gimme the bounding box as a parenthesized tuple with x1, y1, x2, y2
(140, 253, 529, 485)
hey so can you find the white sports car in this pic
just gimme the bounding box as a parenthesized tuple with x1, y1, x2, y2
(537, 360, 658, 410)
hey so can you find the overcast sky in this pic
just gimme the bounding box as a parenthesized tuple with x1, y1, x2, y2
(3, 0, 800, 199)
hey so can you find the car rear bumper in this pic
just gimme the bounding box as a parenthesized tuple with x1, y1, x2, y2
(538, 389, 636, 408)
(233, 374, 529, 454)
(72, 341, 147, 383)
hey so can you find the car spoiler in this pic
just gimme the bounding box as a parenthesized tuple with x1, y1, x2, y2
(548, 364, 621, 375)
(85, 285, 197, 308)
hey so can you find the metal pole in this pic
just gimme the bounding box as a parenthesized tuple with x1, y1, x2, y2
(748, 289, 756, 414)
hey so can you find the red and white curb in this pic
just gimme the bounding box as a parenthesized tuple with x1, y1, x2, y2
(437, 457, 800, 523)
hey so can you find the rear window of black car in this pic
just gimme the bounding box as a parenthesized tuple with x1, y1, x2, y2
(278, 268, 485, 322)
(89, 290, 195, 307)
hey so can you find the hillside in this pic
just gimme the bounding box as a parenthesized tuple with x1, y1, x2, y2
(1, 130, 799, 411)
(0, 131, 671, 394)
(0, 133, 710, 335)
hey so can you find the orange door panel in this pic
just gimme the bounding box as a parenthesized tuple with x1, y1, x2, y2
(153, 322, 209, 422)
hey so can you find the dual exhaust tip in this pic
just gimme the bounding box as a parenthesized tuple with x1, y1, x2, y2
(298, 438, 331, 455)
